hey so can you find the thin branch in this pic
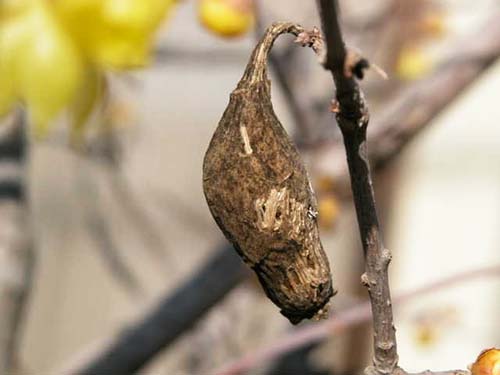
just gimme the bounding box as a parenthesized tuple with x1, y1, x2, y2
(106, 170, 170, 265)
(76, 157, 144, 297)
(67, 245, 248, 375)
(155, 46, 248, 66)
(85, 129, 170, 266)
(214, 264, 500, 375)
(265, 342, 330, 375)
(370, 12, 500, 170)
(316, 1, 397, 374)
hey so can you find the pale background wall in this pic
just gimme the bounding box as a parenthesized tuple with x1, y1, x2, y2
(389, 61, 500, 371)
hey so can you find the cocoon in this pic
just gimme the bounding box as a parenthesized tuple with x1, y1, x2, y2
(203, 23, 334, 324)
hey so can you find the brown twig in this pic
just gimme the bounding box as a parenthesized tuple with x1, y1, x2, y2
(214, 264, 500, 375)
(316, 1, 398, 373)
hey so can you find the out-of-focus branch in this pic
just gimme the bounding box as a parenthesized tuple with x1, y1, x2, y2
(0, 110, 34, 374)
(74, 124, 170, 296)
(85, 130, 169, 266)
(214, 264, 500, 375)
(316, 1, 398, 374)
(68, 245, 247, 375)
(312, 11, 500, 187)
(76, 157, 144, 297)
(399, 371, 468, 375)
(155, 46, 248, 66)
(265, 342, 330, 375)
(371, 13, 500, 170)
(268, 46, 313, 141)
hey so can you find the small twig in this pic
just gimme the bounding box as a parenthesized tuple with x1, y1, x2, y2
(154, 46, 249, 66)
(105, 169, 170, 265)
(316, 1, 397, 374)
(85, 129, 170, 266)
(76, 157, 144, 297)
(214, 264, 500, 375)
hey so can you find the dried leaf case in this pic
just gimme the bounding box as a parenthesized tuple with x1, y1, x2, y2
(203, 23, 334, 324)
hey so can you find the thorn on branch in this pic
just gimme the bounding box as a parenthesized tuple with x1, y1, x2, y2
(344, 49, 388, 80)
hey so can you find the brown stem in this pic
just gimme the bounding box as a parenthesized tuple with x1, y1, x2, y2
(239, 22, 305, 87)
(342, 126, 398, 375)
(316, 1, 398, 373)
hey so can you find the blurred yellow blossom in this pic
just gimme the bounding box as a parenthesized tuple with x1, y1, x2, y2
(395, 46, 432, 81)
(471, 348, 500, 375)
(52, 0, 176, 69)
(318, 194, 340, 230)
(0, 0, 176, 136)
(199, 0, 254, 38)
(314, 175, 340, 229)
(411, 306, 458, 349)
(0, 1, 84, 135)
(420, 11, 446, 38)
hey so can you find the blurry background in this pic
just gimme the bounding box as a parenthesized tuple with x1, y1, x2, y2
(0, 0, 499, 374)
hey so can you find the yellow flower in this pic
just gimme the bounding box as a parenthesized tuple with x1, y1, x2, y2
(420, 12, 446, 39)
(199, 0, 254, 38)
(318, 194, 340, 230)
(395, 46, 432, 81)
(0, 1, 84, 135)
(0, 0, 176, 136)
(471, 348, 500, 375)
(52, 0, 177, 69)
